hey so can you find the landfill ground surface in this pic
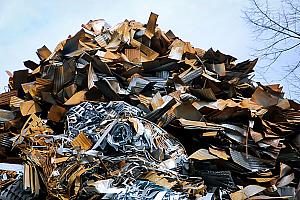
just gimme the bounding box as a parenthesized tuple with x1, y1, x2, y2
(0, 12, 299, 200)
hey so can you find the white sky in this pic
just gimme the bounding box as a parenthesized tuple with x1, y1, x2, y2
(0, 0, 295, 98)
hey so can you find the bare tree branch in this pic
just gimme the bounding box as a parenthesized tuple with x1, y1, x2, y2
(243, 0, 300, 99)
(251, 0, 300, 38)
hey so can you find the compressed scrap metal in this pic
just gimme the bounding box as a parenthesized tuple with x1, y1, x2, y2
(0, 12, 300, 200)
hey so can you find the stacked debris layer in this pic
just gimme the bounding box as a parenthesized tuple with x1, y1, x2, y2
(0, 12, 300, 199)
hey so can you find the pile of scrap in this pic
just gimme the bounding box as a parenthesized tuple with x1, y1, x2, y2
(0, 12, 299, 199)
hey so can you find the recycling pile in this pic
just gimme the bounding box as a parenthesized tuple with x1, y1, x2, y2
(0, 13, 300, 199)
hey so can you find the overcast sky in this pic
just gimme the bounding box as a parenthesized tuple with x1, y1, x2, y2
(0, 0, 295, 98)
